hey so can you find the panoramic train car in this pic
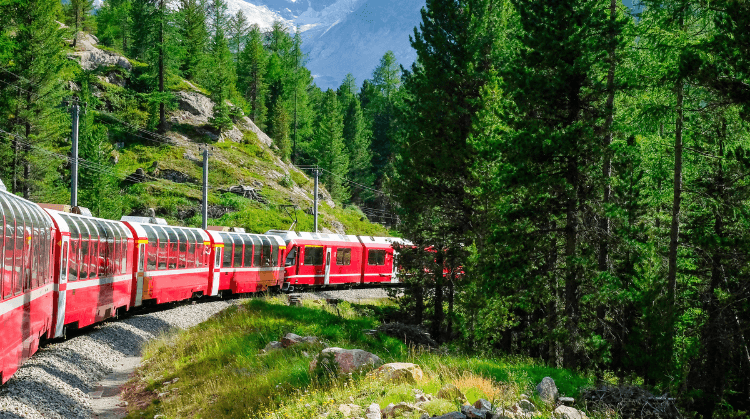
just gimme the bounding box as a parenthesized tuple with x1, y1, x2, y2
(208, 231, 285, 295)
(123, 222, 211, 305)
(45, 210, 134, 337)
(267, 231, 364, 287)
(0, 189, 56, 384)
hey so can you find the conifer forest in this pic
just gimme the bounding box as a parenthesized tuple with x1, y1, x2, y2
(0, 0, 749, 417)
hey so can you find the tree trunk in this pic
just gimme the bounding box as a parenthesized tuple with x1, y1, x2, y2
(597, 0, 618, 341)
(564, 158, 580, 370)
(448, 274, 454, 339)
(158, 0, 166, 134)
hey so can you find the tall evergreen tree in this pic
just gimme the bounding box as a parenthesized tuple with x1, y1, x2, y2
(96, 0, 132, 51)
(365, 51, 401, 185)
(176, 0, 209, 81)
(0, 0, 68, 201)
(338, 74, 373, 203)
(206, 0, 234, 133)
(237, 25, 267, 130)
(66, 0, 96, 34)
(228, 9, 248, 57)
(313, 90, 349, 202)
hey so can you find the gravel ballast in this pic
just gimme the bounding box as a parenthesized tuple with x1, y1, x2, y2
(0, 288, 393, 418)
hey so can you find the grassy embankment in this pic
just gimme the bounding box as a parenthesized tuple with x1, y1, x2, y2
(122, 297, 603, 419)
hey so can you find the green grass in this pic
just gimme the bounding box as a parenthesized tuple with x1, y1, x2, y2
(122, 298, 599, 419)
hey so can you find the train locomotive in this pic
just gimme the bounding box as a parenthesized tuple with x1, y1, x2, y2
(0, 185, 406, 385)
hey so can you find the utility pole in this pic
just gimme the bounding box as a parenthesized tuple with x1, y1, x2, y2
(71, 102, 80, 208)
(202, 148, 209, 230)
(313, 167, 319, 233)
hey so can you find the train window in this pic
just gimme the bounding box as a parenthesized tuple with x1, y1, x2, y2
(271, 241, 279, 266)
(3, 223, 13, 299)
(155, 226, 167, 270)
(14, 214, 24, 295)
(176, 229, 188, 269)
(303, 246, 324, 266)
(185, 230, 196, 267)
(243, 236, 253, 267)
(367, 249, 386, 266)
(336, 248, 352, 266)
(0, 214, 3, 298)
(80, 238, 89, 280)
(261, 238, 272, 267)
(120, 231, 127, 272)
(219, 233, 233, 268)
(31, 226, 39, 288)
(233, 236, 243, 268)
(165, 228, 178, 269)
(189, 230, 202, 268)
(252, 236, 261, 267)
(285, 247, 297, 267)
(68, 239, 79, 281)
(141, 225, 157, 271)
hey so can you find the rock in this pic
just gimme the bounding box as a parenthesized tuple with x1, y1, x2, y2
(435, 413, 467, 419)
(280, 333, 319, 348)
(68, 32, 132, 71)
(383, 403, 396, 417)
(414, 389, 432, 403)
(461, 403, 491, 418)
(438, 383, 467, 403)
(367, 362, 424, 383)
(376, 322, 439, 347)
(474, 398, 492, 411)
(264, 341, 283, 351)
(388, 402, 426, 417)
(174, 90, 215, 124)
(239, 115, 274, 147)
(338, 403, 362, 417)
(536, 377, 559, 404)
(365, 403, 381, 419)
(309, 347, 382, 374)
(518, 399, 536, 412)
(558, 397, 574, 406)
(553, 406, 588, 419)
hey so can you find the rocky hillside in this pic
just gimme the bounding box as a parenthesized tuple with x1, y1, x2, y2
(68, 32, 388, 236)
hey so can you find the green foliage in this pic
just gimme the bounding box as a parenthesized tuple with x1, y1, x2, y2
(313, 90, 350, 202)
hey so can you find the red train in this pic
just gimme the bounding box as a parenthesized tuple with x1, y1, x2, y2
(0, 187, 407, 385)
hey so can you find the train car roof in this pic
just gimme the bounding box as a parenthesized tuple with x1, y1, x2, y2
(0, 189, 54, 228)
(265, 230, 360, 244)
(45, 209, 133, 238)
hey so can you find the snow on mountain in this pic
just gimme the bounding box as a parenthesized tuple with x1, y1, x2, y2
(228, 0, 425, 89)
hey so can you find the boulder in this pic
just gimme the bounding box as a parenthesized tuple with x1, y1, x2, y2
(309, 347, 382, 374)
(387, 402, 426, 418)
(474, 398, 492, 411)
(280, 333, 319, 348)
(536, 377, 559, 404)
(437, 383, 467, 403)
(365, 403, 381, 419)
(174, 90, 214, 124)
(461, 403, 491, 419)
(338, 403, 362, 417)
(434, 413, 467, 419)
(367, 362, 424, 383)
(558, 397, 575, 406)
(553, 406, 588, 419)
(518, 399, 536, 412)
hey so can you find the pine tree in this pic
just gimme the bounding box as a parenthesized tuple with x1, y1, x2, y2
(66, 0, 96, 34)
(338, 74, 374, 202)
(269, 99, 290, 161)
(313, 90, 349, 202)
(364, 51, 401, 185)
(176, 0, 209, 81)
(206, 0, 234, 133)
(96, 0, 132, 51)
(0, 0, 68, 201)
(228, 9, 248, 57)
(237, 25, 267, 129)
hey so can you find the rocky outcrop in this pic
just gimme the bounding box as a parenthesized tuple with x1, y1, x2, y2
(172, 91, 214, 125)
(309, 347, 382, 374)
(68, 32, 132, 71)
(437, 383, 467, 403)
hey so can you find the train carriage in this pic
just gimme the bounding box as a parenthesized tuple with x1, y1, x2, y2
(207, 230, 285, 295)
(123, 222, 211, 305)
(357, 236, 407, 284)
(45, 210, 135, 337)
(0, 190, 55, 384)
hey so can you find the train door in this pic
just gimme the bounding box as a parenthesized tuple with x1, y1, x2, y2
(54, 237, 69, 337)
(135, 242, 145, 306)
(212, 245, 222, 296)
(391, 247, 399, 283)
(324, 247, 331, 285)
